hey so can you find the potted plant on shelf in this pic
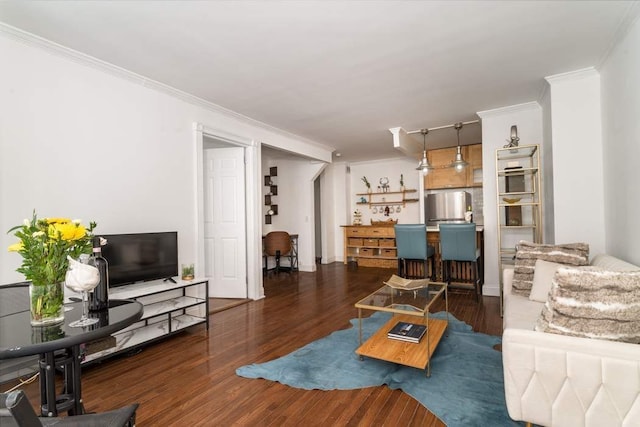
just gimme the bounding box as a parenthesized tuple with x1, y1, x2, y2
(8, 211, 96, 326)
(361, 176, 371, 193)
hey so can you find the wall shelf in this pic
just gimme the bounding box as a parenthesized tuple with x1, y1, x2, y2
(356, 189, 419, 208)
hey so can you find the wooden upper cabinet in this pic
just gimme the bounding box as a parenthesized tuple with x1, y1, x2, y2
(424, 144, 483, 189)
(466, 143, 483, 187)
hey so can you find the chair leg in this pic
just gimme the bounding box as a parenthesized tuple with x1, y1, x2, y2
(275, 250, 281, 274)
(474, 260, 480, 302)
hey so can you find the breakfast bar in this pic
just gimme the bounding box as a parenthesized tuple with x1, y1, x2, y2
(343, 224, 484, 285)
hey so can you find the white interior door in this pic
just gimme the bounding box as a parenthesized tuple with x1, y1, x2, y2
(204, 147, 247, 298)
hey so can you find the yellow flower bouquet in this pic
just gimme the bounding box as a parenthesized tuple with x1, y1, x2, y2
(8, 211, 97, 325)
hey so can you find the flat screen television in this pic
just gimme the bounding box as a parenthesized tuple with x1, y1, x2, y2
(100, 232, 178, 287)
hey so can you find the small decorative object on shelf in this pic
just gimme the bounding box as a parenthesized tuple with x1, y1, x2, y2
(371, 219, 397, 226)
(379, 177, 390, 193)
(8, 211, 97, 326)
(465, 206, 473, 223)
(400, 174, 405, 192)
(362, 176, 371, 193)
(353, 210, 363, 225)
(181, 263, 195, 281)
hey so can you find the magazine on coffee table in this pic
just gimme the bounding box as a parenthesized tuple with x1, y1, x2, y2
(383, 274, 430, 290)
(387, 321, 427, 343)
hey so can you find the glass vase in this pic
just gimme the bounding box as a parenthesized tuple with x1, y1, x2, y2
(29, 282, 65, 326)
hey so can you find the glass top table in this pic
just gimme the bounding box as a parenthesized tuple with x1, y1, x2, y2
(355, 282, 448, 315)
(355, 282, 448, 376)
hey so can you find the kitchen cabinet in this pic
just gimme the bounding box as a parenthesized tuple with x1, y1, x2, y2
(466, 143, 483, 187)
(424, 144, 482, 190)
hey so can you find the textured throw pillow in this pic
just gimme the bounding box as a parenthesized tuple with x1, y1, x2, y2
(529, 259, 562, 303)
(536, 267, 640, 343)
(512, 241, 589, 296)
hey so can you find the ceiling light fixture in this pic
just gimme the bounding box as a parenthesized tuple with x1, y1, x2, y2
(450, 122, 468, 172)
(416, 129, 433, 175)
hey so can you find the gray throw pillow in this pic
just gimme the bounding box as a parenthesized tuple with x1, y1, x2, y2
(512, 241, 589, 296)
(536, 266, 640, 343)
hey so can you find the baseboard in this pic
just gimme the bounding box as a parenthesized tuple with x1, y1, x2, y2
(482, 283, 500, 297)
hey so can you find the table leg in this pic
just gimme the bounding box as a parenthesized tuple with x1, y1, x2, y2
(68, 345, 84, 415)
(38, 347, 85, 417)
(39, 352, 57, 417)
(358, 308, 364, 361)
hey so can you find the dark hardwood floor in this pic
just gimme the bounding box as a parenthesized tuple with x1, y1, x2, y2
(5, 263, 503, 426)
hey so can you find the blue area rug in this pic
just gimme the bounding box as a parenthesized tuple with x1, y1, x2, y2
(236, 311, 522, 427)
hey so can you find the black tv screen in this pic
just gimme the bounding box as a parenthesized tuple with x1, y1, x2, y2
(101, 232, 178, 287)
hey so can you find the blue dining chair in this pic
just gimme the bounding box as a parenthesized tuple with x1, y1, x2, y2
(394, 224, 436, 280)
(439, 223, 482, 301)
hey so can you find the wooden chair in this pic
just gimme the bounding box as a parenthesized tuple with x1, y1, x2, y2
(0, 389, 138, 427)
(439, 223, 482, 301)
(394, 224, 436, 280)
(263, 231, 293, 275)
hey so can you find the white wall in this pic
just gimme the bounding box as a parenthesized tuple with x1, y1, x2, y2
(0, 30, 332, 286)
(540, 86, 555, 244)
(261, 153, 326, 272)
(348, 158, 422, 225)
(477, 102, 543, 297)
(322, 162, 349, 264)
(545, 69, 606, 257)
(600, 15, 640, 266)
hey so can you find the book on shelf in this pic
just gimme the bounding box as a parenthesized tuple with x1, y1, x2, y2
(387, 321, 427, 343)
(383, 274, 430, 290)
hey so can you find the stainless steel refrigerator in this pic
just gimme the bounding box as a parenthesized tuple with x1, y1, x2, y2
(425, 191, 471, 225)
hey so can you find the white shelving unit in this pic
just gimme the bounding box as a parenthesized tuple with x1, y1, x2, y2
(496, 144, 542, 312)
(83, 278, 209, 364)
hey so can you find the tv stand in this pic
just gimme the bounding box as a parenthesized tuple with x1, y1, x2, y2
(83, 278, 209, 365)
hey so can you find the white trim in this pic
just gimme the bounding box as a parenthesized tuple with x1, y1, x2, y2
(545, 67, 599, 84)
(477, 101, 541, 119)
(193, 122, 264, 301)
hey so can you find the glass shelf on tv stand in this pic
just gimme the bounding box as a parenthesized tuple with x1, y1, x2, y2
(83, 277, 209, 365)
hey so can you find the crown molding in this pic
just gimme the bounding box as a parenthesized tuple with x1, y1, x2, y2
(0, 22, 334, 153)
(476, 101, 541, 119)
(545, 67, 599, 84)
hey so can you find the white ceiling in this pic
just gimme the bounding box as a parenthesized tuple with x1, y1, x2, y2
(1, 1, 637, 162)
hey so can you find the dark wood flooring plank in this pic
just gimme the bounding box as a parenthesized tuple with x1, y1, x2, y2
(2, 263, 501, 426)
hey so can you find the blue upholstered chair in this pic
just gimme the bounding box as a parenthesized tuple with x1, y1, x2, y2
(439, 223, 482, 301)
(394, 224, 436, 280)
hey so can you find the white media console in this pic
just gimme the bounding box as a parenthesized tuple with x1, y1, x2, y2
(83, 277, 209, 364)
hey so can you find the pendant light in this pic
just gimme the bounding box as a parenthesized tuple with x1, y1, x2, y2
(450, 122, 468, 172)
(416, 129, 433, 175)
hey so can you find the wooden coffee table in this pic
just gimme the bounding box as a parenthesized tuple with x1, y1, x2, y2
(355, 282, 448, 377)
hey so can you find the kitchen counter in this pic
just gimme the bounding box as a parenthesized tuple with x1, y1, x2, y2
(426, 225, 483, 232)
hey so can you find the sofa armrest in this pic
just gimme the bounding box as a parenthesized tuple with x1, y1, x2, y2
(502, 328, 640, 427)
(502, 267, 514, 295)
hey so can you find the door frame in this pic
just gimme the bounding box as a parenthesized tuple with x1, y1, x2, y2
(194, 123, 264, 300)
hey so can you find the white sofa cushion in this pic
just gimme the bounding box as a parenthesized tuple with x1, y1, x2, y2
(503, 292, 544, 330)
(529, 259, 562, 303)
(503, 328, 640, 427)
(591, 253, 639, 271)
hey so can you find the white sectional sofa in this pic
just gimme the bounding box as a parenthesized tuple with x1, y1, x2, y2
(502, 254, 640, 427)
